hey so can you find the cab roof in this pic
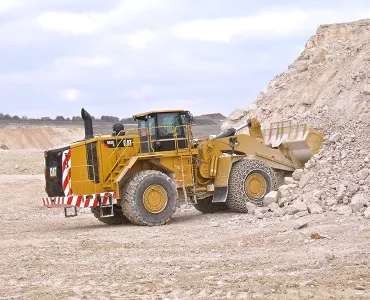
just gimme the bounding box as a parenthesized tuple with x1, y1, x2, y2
(133, 109, 185, 119)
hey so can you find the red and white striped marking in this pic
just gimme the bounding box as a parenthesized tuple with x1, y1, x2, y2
(42, 192, 116, 208)
(62, 149, 72, 196)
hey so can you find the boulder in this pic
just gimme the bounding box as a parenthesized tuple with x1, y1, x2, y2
(357, 168, 370, 180)
(255, 207, 269, 219)
(228, 109, 247, 121)
(245, 202, 257, 214)
(267, 202, 280, 212)
(272, 208, 286, 217)
(364, 207, 370, 219)
(278, 185, 291, 198)
(286, 206, 299, 215)
(336, 205, 352, 216)
(299, 172, 313, 189)
(307, 203, 323, 214)
(312, 190, 322, 199)
(284, 177, 295, 185)
(220, 120, 237, 132)
(292, 169, 304, 181)
(293, 219, 308, 229)
(329, 133, 341, 143)
(292, 200, 308, 212)
(263, 191, 278, 206)
(349, 194, 370, 212)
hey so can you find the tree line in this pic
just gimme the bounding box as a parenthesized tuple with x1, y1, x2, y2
(0, 113, 136, 124)
(0, 113, 218, 125)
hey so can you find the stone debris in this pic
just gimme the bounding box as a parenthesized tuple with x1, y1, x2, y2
(222, 19, 370, 221)
(263, 191, 278, 206)
(245, 202, 257, 214)
(364, 207, 370, 219)
(292, 169, 304, 181)
(293, 219, 308, 230)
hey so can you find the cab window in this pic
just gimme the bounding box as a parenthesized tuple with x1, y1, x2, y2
(157, 113, 185, 138)
(138, 117, 155, 138)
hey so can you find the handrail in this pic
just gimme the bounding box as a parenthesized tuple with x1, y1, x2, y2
(149, 124, 192, 152)
(106, 127, 151, 182)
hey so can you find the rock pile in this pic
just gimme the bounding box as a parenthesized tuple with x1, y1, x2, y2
(222, 19, 370, 219)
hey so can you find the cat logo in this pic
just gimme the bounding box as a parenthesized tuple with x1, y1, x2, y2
(50, 167, 57, 177)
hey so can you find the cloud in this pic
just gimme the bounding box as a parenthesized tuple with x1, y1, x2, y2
(63, 89, 80, 101)
(55, 56, 115, 69)
(127, 30, 156, 49)
(0, 0, 22, 13)
(36, 0, 168, 35)
(171, 10, 311, 42)
(37, 12, 103, 35)
(171, 9, 370, 43)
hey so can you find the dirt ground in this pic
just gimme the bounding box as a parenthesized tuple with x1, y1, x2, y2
(1, 174, 370, 300)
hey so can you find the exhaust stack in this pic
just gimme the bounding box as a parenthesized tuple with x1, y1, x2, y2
(81, 108, 94, 140)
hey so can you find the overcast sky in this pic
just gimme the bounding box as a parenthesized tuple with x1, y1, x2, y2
(0, 0, 368, 118)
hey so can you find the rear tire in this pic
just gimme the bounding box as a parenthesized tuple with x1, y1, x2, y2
(121, 171, 178, 226)
(91, 204, 130, 225)
(193, 196, 228, 213)
(226, 158, 278, 212)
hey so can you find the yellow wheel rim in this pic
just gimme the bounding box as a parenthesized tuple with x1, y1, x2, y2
(143, 184, 168, 213)
(245, 173, 267, 201)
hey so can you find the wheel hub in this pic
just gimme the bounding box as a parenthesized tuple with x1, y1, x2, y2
(245, 173, 267, 201)
(143, 184, 168, 213)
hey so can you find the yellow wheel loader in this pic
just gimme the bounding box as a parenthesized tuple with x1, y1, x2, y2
(42, 108, 323, 226)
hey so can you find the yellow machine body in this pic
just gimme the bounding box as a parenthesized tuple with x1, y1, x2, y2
(61, 113, 322, 204)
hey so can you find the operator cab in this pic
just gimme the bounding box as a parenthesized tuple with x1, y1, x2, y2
(133, 110, 193, 152)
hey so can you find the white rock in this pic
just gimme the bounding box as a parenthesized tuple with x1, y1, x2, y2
(336, 205, 352, 216)
(304, 161, 313, 169)
(278, 197, 288, 207)
(299, 172, 313, 189)
(278, 185, 291, 198)
(292, 200, 308, 212)
(248, 103, 257, 111)
(286, 206, 299, 215)
(357, 168, 370, 180)
(308, 203, 323, 214)
(220, 120, 237, 132)
(284, 177, 295, 185)
(293, 219, 308, 230)
(312, 190, 322, 199)
(295, 210, 309, 218)
(267, 202, 280, 212)
(263, 191, 278, 206)
(292, 169, 304, 181)
(245, 202, 257, 214)
(350, 194, 370, 212)
(364, 207, 370, 219)
(329, 133, 341, 143)
(336, 184, 347, 200)
(273, 208, 286, 217)
(326, 199, 337, 206)
(256, 207, 269, 214)
(364, 157, 370, 163)
(228, 109, 247, 121)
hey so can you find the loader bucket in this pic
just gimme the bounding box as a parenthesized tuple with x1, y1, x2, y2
(262, 120, 323, 168)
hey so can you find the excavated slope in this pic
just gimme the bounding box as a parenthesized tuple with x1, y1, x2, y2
(224, 18, 370, 129)
(223, 19, 370, 219)
(0, 126, 84, 150)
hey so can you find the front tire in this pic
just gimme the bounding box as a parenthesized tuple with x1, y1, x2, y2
(226, 158, 278, 212)
(121, 171, 178, 226)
